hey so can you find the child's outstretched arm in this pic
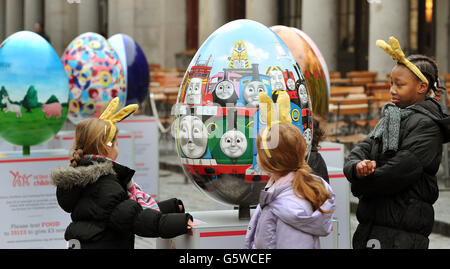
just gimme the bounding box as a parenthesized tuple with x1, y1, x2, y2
(109, 198, 194, 239)
(98, 179, 194, 238)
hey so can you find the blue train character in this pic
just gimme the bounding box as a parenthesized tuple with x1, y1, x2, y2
(236, 64, 272, 107)
(290, 102, 304, 132)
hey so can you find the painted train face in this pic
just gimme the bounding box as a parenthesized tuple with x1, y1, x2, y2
(184, 78, 202, 105)
(178, 115, 208, 159)
(242, 80, 268, 107)
(173, 20, 313, 207)
(220, 129, 248, 159)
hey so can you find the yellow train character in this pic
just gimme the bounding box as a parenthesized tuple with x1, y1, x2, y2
(229, 40, 249, 69)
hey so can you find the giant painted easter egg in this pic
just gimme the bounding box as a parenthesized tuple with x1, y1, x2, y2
(270, 25, 330, 117)
(172, 20, 313, 209)
(108, 34, 150, 105)
(0, 31, 69, 146)
(62, 32, 126, 124)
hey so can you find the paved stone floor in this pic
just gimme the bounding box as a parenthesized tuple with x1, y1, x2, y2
(134, 169, 450, 249)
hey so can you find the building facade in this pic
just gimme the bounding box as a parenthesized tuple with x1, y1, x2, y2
(0, 0, 449, 77)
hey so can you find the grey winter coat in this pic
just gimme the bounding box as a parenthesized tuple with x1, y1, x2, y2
(245, 173, 335, 249)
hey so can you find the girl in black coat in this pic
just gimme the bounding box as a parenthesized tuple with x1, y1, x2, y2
(344, 37, 450, 249)
(51, 98, 195, 249)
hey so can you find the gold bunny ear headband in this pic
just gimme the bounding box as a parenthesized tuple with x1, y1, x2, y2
(376, 36, 428, 84)
(99, 97, 138, 146)
(259, 91, 291, 158)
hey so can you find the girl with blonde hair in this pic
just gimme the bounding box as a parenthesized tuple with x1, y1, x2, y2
(245, 92, 335, 249)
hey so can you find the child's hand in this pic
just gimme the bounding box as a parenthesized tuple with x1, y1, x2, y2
(187, 219, 197, 230)
(356, 160, 376, 178)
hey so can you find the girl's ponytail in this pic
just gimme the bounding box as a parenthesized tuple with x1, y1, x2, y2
(256, 123, 333, 215)
(292, 164, 332, 214)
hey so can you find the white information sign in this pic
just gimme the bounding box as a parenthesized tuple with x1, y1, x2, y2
(0, 149, 71, 249)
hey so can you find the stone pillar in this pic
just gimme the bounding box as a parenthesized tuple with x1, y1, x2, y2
(0, 0, 5, 41)
(24, 0, 43, 31)
(302, 0, 339, 71)
(5, 0, 24, 36)
(245, 0, 277, 27)
(78, 0, 99, 34)
(107, 0, 135, 37)
(436, 0, 450, 74)
(198, 0, 226, 45)
(161, 0, 187, 68)
(368, 0, 409, 78)
(107, 0, 119, 36)
(44, 0, 66, 55)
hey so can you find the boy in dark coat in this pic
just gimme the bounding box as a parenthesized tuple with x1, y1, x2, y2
(344, 37, 450, 249)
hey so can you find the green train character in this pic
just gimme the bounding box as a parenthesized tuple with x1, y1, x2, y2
(205, 108, 254, 166)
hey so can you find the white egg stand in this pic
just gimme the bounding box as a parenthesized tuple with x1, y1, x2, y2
(0, 115, 159, 248)
(157, 141, 351, 249)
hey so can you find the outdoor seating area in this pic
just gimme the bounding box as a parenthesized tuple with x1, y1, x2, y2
(326, 70, 450, 150)
(149, 64, 185, 126)
(326, 70, 390, 145)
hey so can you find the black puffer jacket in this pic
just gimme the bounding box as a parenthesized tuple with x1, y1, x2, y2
(51, 157, 193, 249)
(344, 97, 450, 249)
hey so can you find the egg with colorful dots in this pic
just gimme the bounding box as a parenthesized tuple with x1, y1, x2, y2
(0, 31, 69, 147)
(62, 32, 126, 124)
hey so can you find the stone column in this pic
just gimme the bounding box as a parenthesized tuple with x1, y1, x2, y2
(107, 0, 135, 37)
(302, 0, 339, 71)
(107, 0, 119, 36)
(245, 0, 277, 27)
(368, 0, 409, 78)
(5, 0, 24, 36)
(198, 0, 226, 45)
(78, 0, 99, 34)
(44, 0, 67, 55)
(24, 0, 43, 31)
(436, 0, 450, 74)
(0, 0, 6, 41)
(161, 0, 186, 68)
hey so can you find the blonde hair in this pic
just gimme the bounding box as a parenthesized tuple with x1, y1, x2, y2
(70, 118, 118, 167)
(256, 123, 332, 214)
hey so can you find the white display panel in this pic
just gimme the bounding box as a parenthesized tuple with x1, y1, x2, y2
(117, 115, 159, 198)
(0, 149, 71, 249)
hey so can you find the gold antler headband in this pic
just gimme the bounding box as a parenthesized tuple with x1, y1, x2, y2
(99, 97, 138, 146)
(259, 91, 291, 158)
(376, 36, 428, 83)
